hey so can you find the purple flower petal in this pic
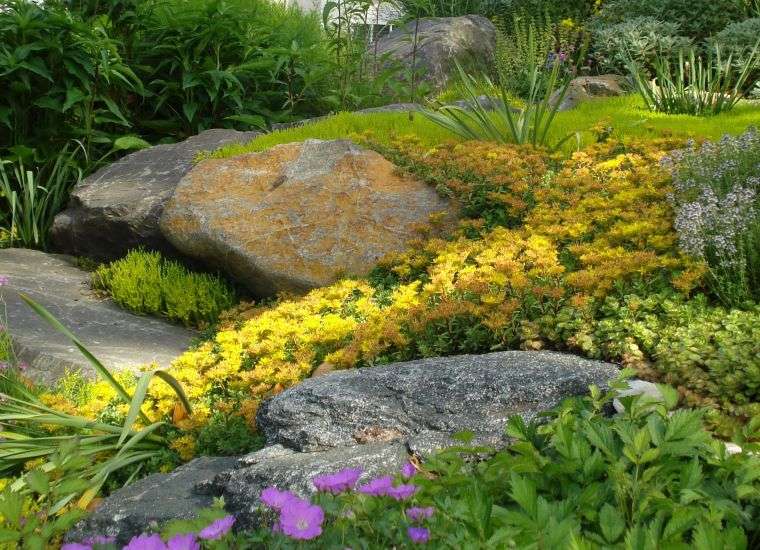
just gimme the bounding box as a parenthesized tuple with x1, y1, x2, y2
(401, 462, 417, 478)
(408, 526, 430, 544)
(260, 487, 300, 510)
(406, 506, 434, 522)
(123, 534, 167, 550)
(313, 467, 363, 494)
(167, 533, 200, 550)
(387, 483, 418, 501)
(198, 515, 235, 540)
(279, 500, 324, 540)
(357, 476, 393, 496)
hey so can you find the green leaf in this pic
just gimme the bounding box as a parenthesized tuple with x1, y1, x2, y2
(62, 88, 87, 112)
(599, 503, 625, 543)
(225, 114, 265, 129)
(113, 136, 151, 152)
(24, 470, 49, 495)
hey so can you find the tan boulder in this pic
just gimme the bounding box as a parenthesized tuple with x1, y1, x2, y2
(551, 74, 629, 111)
(159, 139, 454, 296)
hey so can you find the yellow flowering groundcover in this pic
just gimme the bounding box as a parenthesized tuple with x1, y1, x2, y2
(39, 136, 756, 457)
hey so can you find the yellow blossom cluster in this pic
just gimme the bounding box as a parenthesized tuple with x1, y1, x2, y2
(38, 137, 707, 457)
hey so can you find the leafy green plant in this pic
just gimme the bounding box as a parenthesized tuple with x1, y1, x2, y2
(0, 0, 143, 161)
(235, 384, 760, 548)
(495, 13, 557, 98)
(93, 249, 236, 327)
(423, 60, 576, 149)
(0, 144, 82, 250)
(591, 17, 692, 76)
(627, 46, 760, 115)
(195, 413, 265, 457)
(0, 294, 192, 509)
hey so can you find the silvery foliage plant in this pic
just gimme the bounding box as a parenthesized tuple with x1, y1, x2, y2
(662, 128, 760, 306)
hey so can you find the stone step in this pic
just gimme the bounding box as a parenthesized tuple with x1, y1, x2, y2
(0, 248, 195, 386)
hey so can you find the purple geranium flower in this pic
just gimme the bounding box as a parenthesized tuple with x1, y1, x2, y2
(401, 463, 417, 478)
(61, 544, 92, 550)
(406, 507, 434, 522)
(313, 468, 363, 494)
(0, 275, 8, 286)
(408, 526, 430, 544)
(123, 534, 166, 550)
(166, 533, 200, 550)
(261, 487, 300, 510)
(198, 515, 235, 540)
(387, 483, 418, 501)
(279, 500, 324, 540)
(358, 476, 393, 496)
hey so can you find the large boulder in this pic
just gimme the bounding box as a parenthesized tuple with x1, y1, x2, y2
(550, 74, 629, 111)
(257, 351, 620, 453)
(50, 129, 259, 261)
(160, 139, 454, 297)
(68, 351, 619, 542)
(373, 15, 496, 92)
(0, 248, 195, 385)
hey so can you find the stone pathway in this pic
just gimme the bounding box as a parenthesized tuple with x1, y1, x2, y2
(0, 248, 195, 385)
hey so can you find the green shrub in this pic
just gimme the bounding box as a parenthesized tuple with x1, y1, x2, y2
(195, 413, 265, 456)
(239, 387, 760, 548)
(591, 17, 692, 75)
(713, 17, 760, 55)
(491, 0, 599, 22)
(627, 47, 759, 115)
(93, 249, 236, 327)
(0, 0, 142, 161)
(594, 0, 747, 40)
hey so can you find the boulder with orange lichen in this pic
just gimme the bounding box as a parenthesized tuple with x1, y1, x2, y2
(159, 139, 455, 296)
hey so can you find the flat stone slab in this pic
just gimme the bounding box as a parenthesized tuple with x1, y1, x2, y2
(0, 248, 195, 385)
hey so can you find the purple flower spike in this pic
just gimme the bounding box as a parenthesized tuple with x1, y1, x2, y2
(198, 515, 235, 540)
(61, 544, 92, 550)
(123, 534, 167, 550)
(358, 476, 393, 496)
(388, 483, 418, 501)
(313, 468, 363, 494)
(279, 500, 324, 540)
(261, 487, 300, 510)
(167, 533, 200, 550)
(401, 463, 417, 478)
(408, 526, 430, 544)
(406, 506, 434, 522)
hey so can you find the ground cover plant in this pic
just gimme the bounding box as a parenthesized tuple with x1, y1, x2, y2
(92, 249, 236, 328)
(64, 386, 760, 549)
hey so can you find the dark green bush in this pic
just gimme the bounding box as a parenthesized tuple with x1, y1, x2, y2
(93, 249, 236, 327)
(594, 0, 747, 40)
(195, 413, 265, 456)
(0, 0, 142, 160)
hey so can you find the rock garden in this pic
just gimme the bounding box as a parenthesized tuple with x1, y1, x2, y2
(1, 0, 760, 548)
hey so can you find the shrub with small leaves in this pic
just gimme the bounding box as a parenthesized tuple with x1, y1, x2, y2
(93, 249, 236, 327)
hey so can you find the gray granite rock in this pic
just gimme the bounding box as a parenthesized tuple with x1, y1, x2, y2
(50, 129, 259, 261)
(218, 442, 409, 529)
(67, 457, 238, 546)
(257, 351, 620, 452)
(0, 248, 194, 385)
(550, 74, 628, 111)
(373, 15, 496, 92)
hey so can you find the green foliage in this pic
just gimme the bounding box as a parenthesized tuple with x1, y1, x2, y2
(93, 249, 236, 327)
(0, 0, 143, 161)
(492, 0, 599, 21)
(627, 47, 759, 115)
(0, 295, 192, 510)
(594, 0, 747, 40)
(239, 387, 760, 548)
(713, 17, 760, 56)
(0, 440, 88, 549)
(424, 60, 577, 149)
(392, 0, 491, 18)
(195, 412, 265, 456)
(0, 145, 82, 250)
(495, 13, 557, 97)
(591, 17, 692, 76)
